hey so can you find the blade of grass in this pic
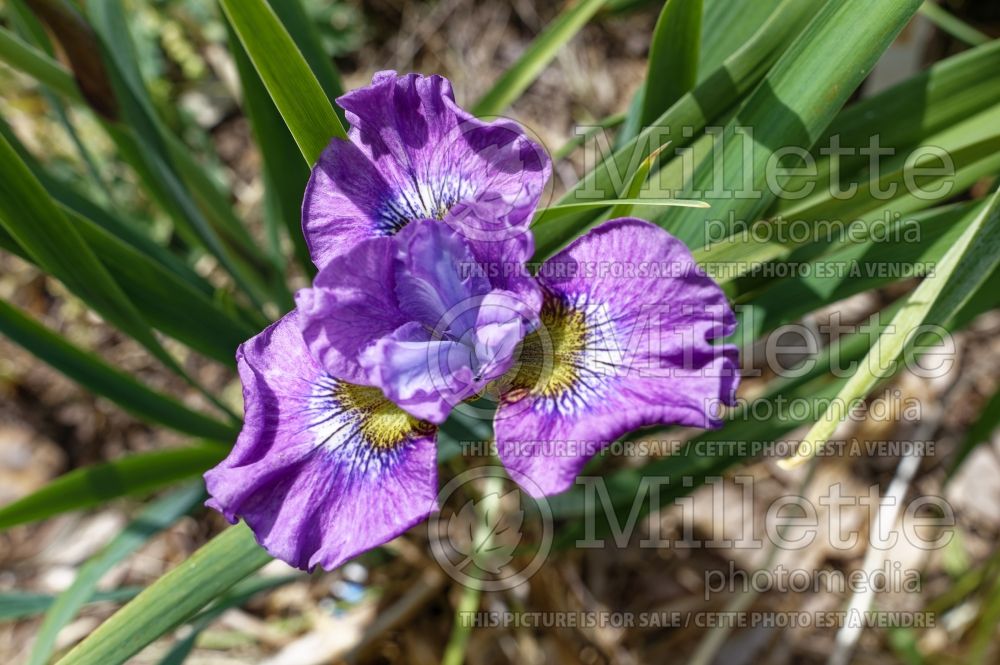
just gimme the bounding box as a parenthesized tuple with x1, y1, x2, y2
(55, 523, 273, 665)
(220, 0, 346, 164)
(639, 0, 702, 128)
(64, 209, 254, 364)
(0, 445, 227, 530)
(0, 27, 80, 100)
(155, 573, 304, 665)
(12, 1, 278, 310)
(533, 197, 708, 225)
(0, 115, 208, 294)
(265, 0, 345, 113)
(472, 0, 607, 117)
(0, 126, 254, 360)
(698, 0, 783, 75)
(226, 20, 314, 275)
(773, 38, 1000, 218)
(695, 108, 1000, 286)
(784, 185, 1000, 467)
(608, 144, 673, 218)
(6, 1, 117, 206)
(727, 202, 980, 341)
(28, 484, 205, 665)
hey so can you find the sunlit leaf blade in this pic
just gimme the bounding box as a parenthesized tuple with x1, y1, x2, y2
(0, 196, 254, 365)
(28, 484, 204, 665)
(65, 211, 255, 364)
(0, 115, 208, 294)
(69, 0, 278, 308)
(698, 0, 783, 75)
(220, 0, 347, 164)
(660, 0, 924, 247)
(264, 0, 345, 113)
(0, 299, 236, 439)
(472, 0, 607, 116)
(0, 128, 254, 363)
(156, 573, 303, 665)
(55, 524, 272, 665)
(608, 144, 672, 218)
(785, 186, 1000, 466)
(726, 202, 981, 340)
(0, 446, 227, 530)
(639, 0, 702, 128)
(532, 0, 816, 257)
(772, 39, 1000, 214)
(8, 0, 275, 310)
(533, 197, 708, 225)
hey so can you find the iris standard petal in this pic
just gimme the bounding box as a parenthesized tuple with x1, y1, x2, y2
(302, 71, 550, 271)
(204, 312, 439, 571)
(494, 219, 740, 497)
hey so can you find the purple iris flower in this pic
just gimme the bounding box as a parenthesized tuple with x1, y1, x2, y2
(204, 311, 440, 571)
(301, 70, 550, 280)
(295, 218, 538, 424)
(492, 219, 740, 497)
(205, 71, 739, 572)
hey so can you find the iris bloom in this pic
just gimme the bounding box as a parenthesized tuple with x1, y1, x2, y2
(206, 72, 738, 571)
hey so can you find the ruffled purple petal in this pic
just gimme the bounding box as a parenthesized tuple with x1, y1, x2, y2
(302, 71, 550, 270)
(295, 237, 407, 384)
(204, 311, 438, 571)
(495, 219, 739, 497)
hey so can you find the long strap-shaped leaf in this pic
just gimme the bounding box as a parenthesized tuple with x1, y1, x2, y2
(0, 132, 232, 418)
(0, 299, 237, 440)
(639, 0, 702, 128)
(532, 0, 815, 257)
(0, 26, 79, 99)
(220, 0, 346, 164)
(55, 524, 272, 665)
(0, 445, 227, 530)
(226, 20, 315, 275)
(784, 186, 1000, 467)
(28, 484, 205, 665)
(0, 589, 142, 622)
(661, 0, 924, 247)
(472, 0, 607, 117)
